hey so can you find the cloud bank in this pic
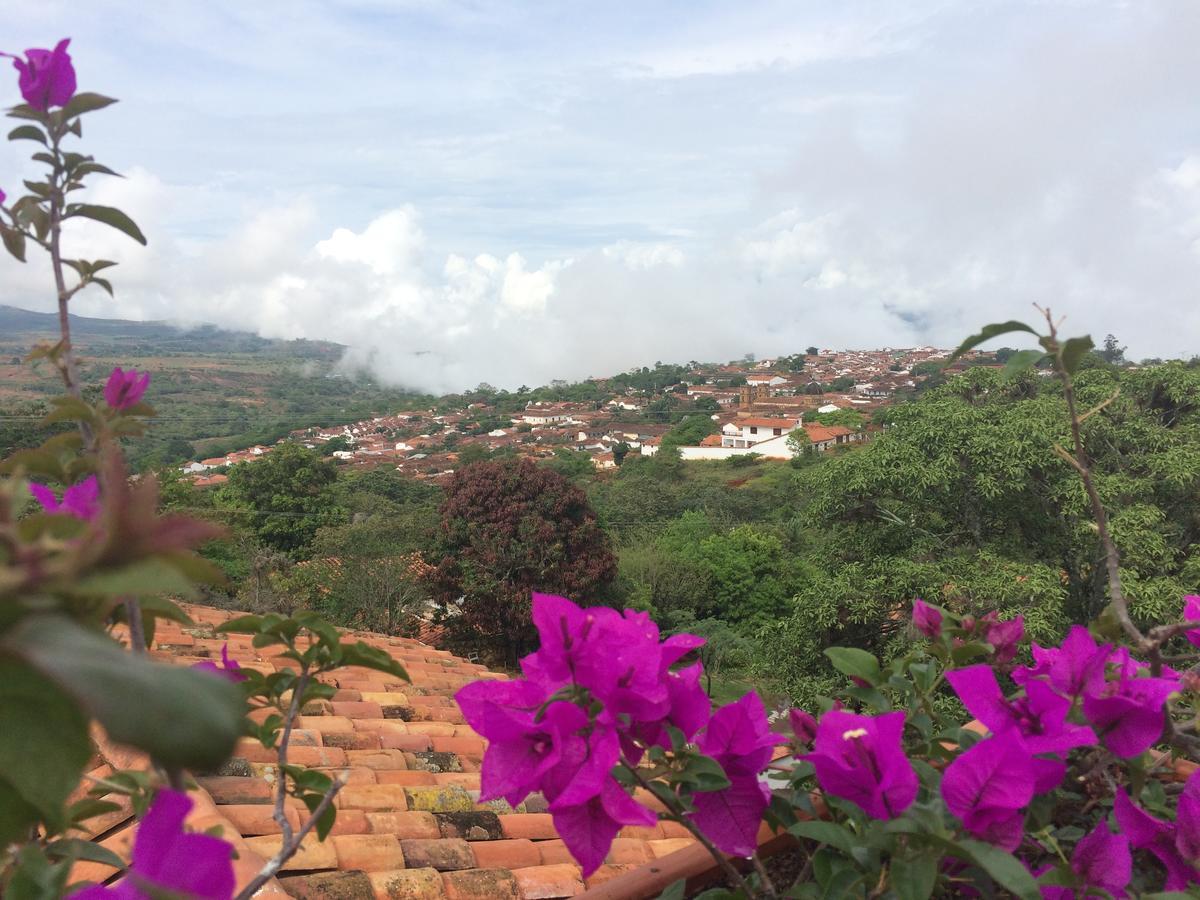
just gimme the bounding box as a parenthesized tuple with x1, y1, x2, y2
(2, 1, 1199, 391)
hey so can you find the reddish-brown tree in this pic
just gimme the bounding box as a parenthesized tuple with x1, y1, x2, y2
(430, 457, 616, 660)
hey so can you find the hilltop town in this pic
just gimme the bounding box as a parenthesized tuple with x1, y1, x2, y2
(181, 345, 999, 484)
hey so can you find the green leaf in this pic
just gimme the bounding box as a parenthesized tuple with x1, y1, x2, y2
(217, 614, 266, 634)
(949, 641, 990, 664)
(656, 880, 687, 900)
(75, 558, 198, 600)
(935, 837, 1040, 900)
(891, 853, 938, 900)
(1002, 349, 1046, 377)
(824, 647, 881, 685)
(5, 615, 242, 771)
(0, 659, 92, 842)
(65, 204, 147, 245)
(45, 837, 126, 869)
(61, 93, 119, 119)
(1, 224, 26, 262)
(790, 820, 859, 856)
(679, 753, 732, 793)
(1060, 336, 1094, 375)
(6, 103, 46, 121)
(336, 641, 409, 681)
(948, 320, 1039, 363)
(301, 791, 338, 841)
(7, 124, 47, 144)
(66, 797, 122, 826)
(5, 845, 72, 900)
(73, 162, 122, 179)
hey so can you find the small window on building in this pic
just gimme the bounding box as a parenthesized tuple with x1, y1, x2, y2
(773, 428, 782, 436)
(750, 426, 758, 434)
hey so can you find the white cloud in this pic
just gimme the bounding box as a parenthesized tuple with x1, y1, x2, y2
(4, 0, 1200, 388)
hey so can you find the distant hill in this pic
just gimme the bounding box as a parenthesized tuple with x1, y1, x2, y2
(0, 305, 343, 358)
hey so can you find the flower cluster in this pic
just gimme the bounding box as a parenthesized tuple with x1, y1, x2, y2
(456, 593, 777, 874)
(1, 38, 76, 111)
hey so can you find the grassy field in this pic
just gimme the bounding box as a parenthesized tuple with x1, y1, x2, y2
(0, 305, 430, 468)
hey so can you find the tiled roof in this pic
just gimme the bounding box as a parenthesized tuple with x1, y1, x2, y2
(76, 603, 697, 898)
(803, 424, 854, 443)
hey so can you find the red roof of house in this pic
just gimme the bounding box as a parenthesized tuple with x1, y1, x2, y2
(804, 424, 854, 442)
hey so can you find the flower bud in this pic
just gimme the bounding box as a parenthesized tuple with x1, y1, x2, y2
(911, 599, 943, 638)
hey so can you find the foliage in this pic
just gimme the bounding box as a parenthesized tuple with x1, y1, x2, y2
(661, 414, 717, 451)
(767, 362, 1200, 700)
(806, 408, 865, 430)
(429, 457, 617, 659)
(217, 442, 341, 557)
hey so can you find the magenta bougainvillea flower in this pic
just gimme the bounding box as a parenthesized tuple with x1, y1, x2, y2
(456, 678, 562, 806)
(911, 599, 942, 638)
(550, 777, 657, 877)
(1013, 625, 1110, 700)
(456, 593, 712, 876)
(1, 38, 76, 111)
(941, 734, 1036, 850)
(1041, 823, 1132, 899)
(806, 710, 916, 820)
(1081, 670, 1179, 758)
(981, 612, 1024, 664)
(191, 643, 247, 683)
(105, 366, 152, 410)
(789, 708, 817, 748)
(29, 475, 99, 521)
(0, 187, 6, 205)
(1113, 787, 1199, 890)
(1184, 595, 1200, 648)
(946, 665, 1096, 755)
(73, 789, 234, 900)
(688, 692, 778, 856)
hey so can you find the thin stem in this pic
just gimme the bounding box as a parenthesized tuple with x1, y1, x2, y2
(124, 598, 146, 654)
(750, 851, 779, 898)
(1040, 309, 1141, 647)
(46, 121, 84, 402)
(619, 761, 764, 899)
(233, 666, 347, 900)
(273, 670, 309, 846)
(233, 774, 346, 900)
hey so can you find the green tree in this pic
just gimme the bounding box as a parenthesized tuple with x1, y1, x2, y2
(456, 442, 490, 466)
(321, 436, 352, 456)
(661, 415, 717, 451)
(218, 443, 341, 557)
(786, 428, 811, 457)
(806, 346, 819, 356)
(830, 376, 855, 391)
(804, 382, 826, 395)
(807, 409, 865, 430)
(762, 364, 1200, 700)
(1101, 333, 1127, 366)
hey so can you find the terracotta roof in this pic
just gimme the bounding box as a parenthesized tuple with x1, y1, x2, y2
(76, 603, 697, 898)
(803, 424, 854, 442)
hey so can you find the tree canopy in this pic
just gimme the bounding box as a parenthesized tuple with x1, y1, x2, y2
(430, 457, 617, 658)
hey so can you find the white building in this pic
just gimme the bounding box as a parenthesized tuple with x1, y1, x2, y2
(722, 416, 803, 450)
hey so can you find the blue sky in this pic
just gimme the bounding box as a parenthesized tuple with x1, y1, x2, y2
(3, 1, 1199, 390)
